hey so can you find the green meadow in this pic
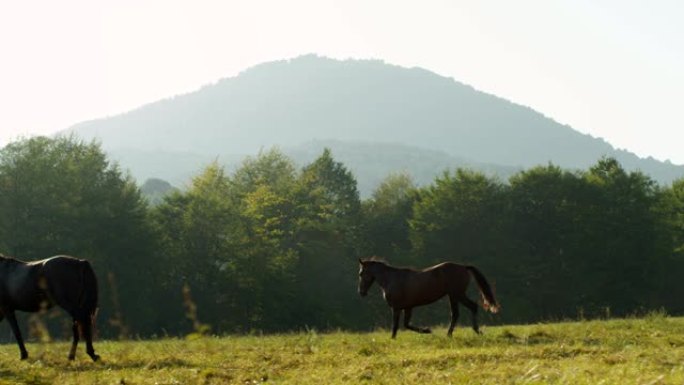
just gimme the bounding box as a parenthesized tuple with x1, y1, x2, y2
(0, 314, 682, 384)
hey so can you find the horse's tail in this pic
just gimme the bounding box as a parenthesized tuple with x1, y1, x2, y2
(466, 265, 499, 313)
(79, 260, 99, 319)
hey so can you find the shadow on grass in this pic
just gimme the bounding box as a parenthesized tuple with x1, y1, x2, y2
(496, 329, 556, 345)
(0, 365, 52, 385)
(23, 355, 194, 372)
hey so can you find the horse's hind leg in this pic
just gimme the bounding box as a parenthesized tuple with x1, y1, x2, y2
(447, 295, 460, 337)
(460, 297, 481, 334)
(81, 316, 100, 361)
(5, 311, 28, 360)
(68, 319, 79, 360)
(403, 308, 431, 334)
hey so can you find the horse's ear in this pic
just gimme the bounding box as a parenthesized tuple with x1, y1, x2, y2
(358, 258, 364, 265)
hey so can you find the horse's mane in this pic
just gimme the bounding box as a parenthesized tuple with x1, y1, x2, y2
(361, 256, 391, 266)
(362, 256, 420, 272)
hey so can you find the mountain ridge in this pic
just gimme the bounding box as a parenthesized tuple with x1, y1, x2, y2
(62, 54, 684, 190)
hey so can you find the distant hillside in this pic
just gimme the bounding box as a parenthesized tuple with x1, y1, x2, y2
(63, 55, 684, 189)
(285, 140, 520, 196)
(140, 177, 179, 206)
(107, 141, 517, 198)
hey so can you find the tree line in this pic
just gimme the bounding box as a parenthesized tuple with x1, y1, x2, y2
(1, 136, 683, 338)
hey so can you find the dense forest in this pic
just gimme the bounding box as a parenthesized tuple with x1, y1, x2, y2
(1, 136, 683, 339)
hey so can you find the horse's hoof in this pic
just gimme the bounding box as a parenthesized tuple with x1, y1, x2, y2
(422, 328, 432, 334)
(20, 354, 28, 360)
(90, 354, 101, 362)
(68, 354, 76, 361)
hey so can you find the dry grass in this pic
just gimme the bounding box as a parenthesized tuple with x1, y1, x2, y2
(1, 313, 683, 384)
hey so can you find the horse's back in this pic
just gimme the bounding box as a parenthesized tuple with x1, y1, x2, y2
(38, 255, 83, 268)
(422, 262, 471, 291)
(423, 262, 469, 276)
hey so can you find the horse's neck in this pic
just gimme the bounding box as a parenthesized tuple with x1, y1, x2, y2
(375, 266, 400, 289)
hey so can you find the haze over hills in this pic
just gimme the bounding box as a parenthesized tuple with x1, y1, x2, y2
(63, 55, 684, 194)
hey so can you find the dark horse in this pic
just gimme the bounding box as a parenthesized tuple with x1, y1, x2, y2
(0, 254, 99, 361)
(358, 258, 499, 338)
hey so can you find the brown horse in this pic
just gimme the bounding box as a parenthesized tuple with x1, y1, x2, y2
(0, 254, 100, 361)
(358, 258, 499, 338)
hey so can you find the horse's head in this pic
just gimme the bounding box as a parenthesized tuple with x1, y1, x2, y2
(357, 259, 377, 297)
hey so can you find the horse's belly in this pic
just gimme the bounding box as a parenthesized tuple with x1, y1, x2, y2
(390, 288, 444, 309)
(410, 292, 445, 307)
(7, 283, 53, 312)
(14, 302, 45, 312)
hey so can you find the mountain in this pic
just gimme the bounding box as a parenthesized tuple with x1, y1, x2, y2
(140, 178, 180, 206)
(63, 55, 684, 193)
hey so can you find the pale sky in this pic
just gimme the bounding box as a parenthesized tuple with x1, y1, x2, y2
(1, 0, 683, 164)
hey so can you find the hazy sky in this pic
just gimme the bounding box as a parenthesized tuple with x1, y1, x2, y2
(1, 0, 682, 164)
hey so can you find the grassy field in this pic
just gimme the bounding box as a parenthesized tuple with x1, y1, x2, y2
(0, 314, 683, 384)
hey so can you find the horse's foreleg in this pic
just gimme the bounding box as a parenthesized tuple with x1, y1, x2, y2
(447, 296, 460, 337)
(460, 297, 480, 334)
(391, 308, 401, 339)
(68, 320, 80, 360)
(404, 308, 431, 334)
(5, 311, 28, 360)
